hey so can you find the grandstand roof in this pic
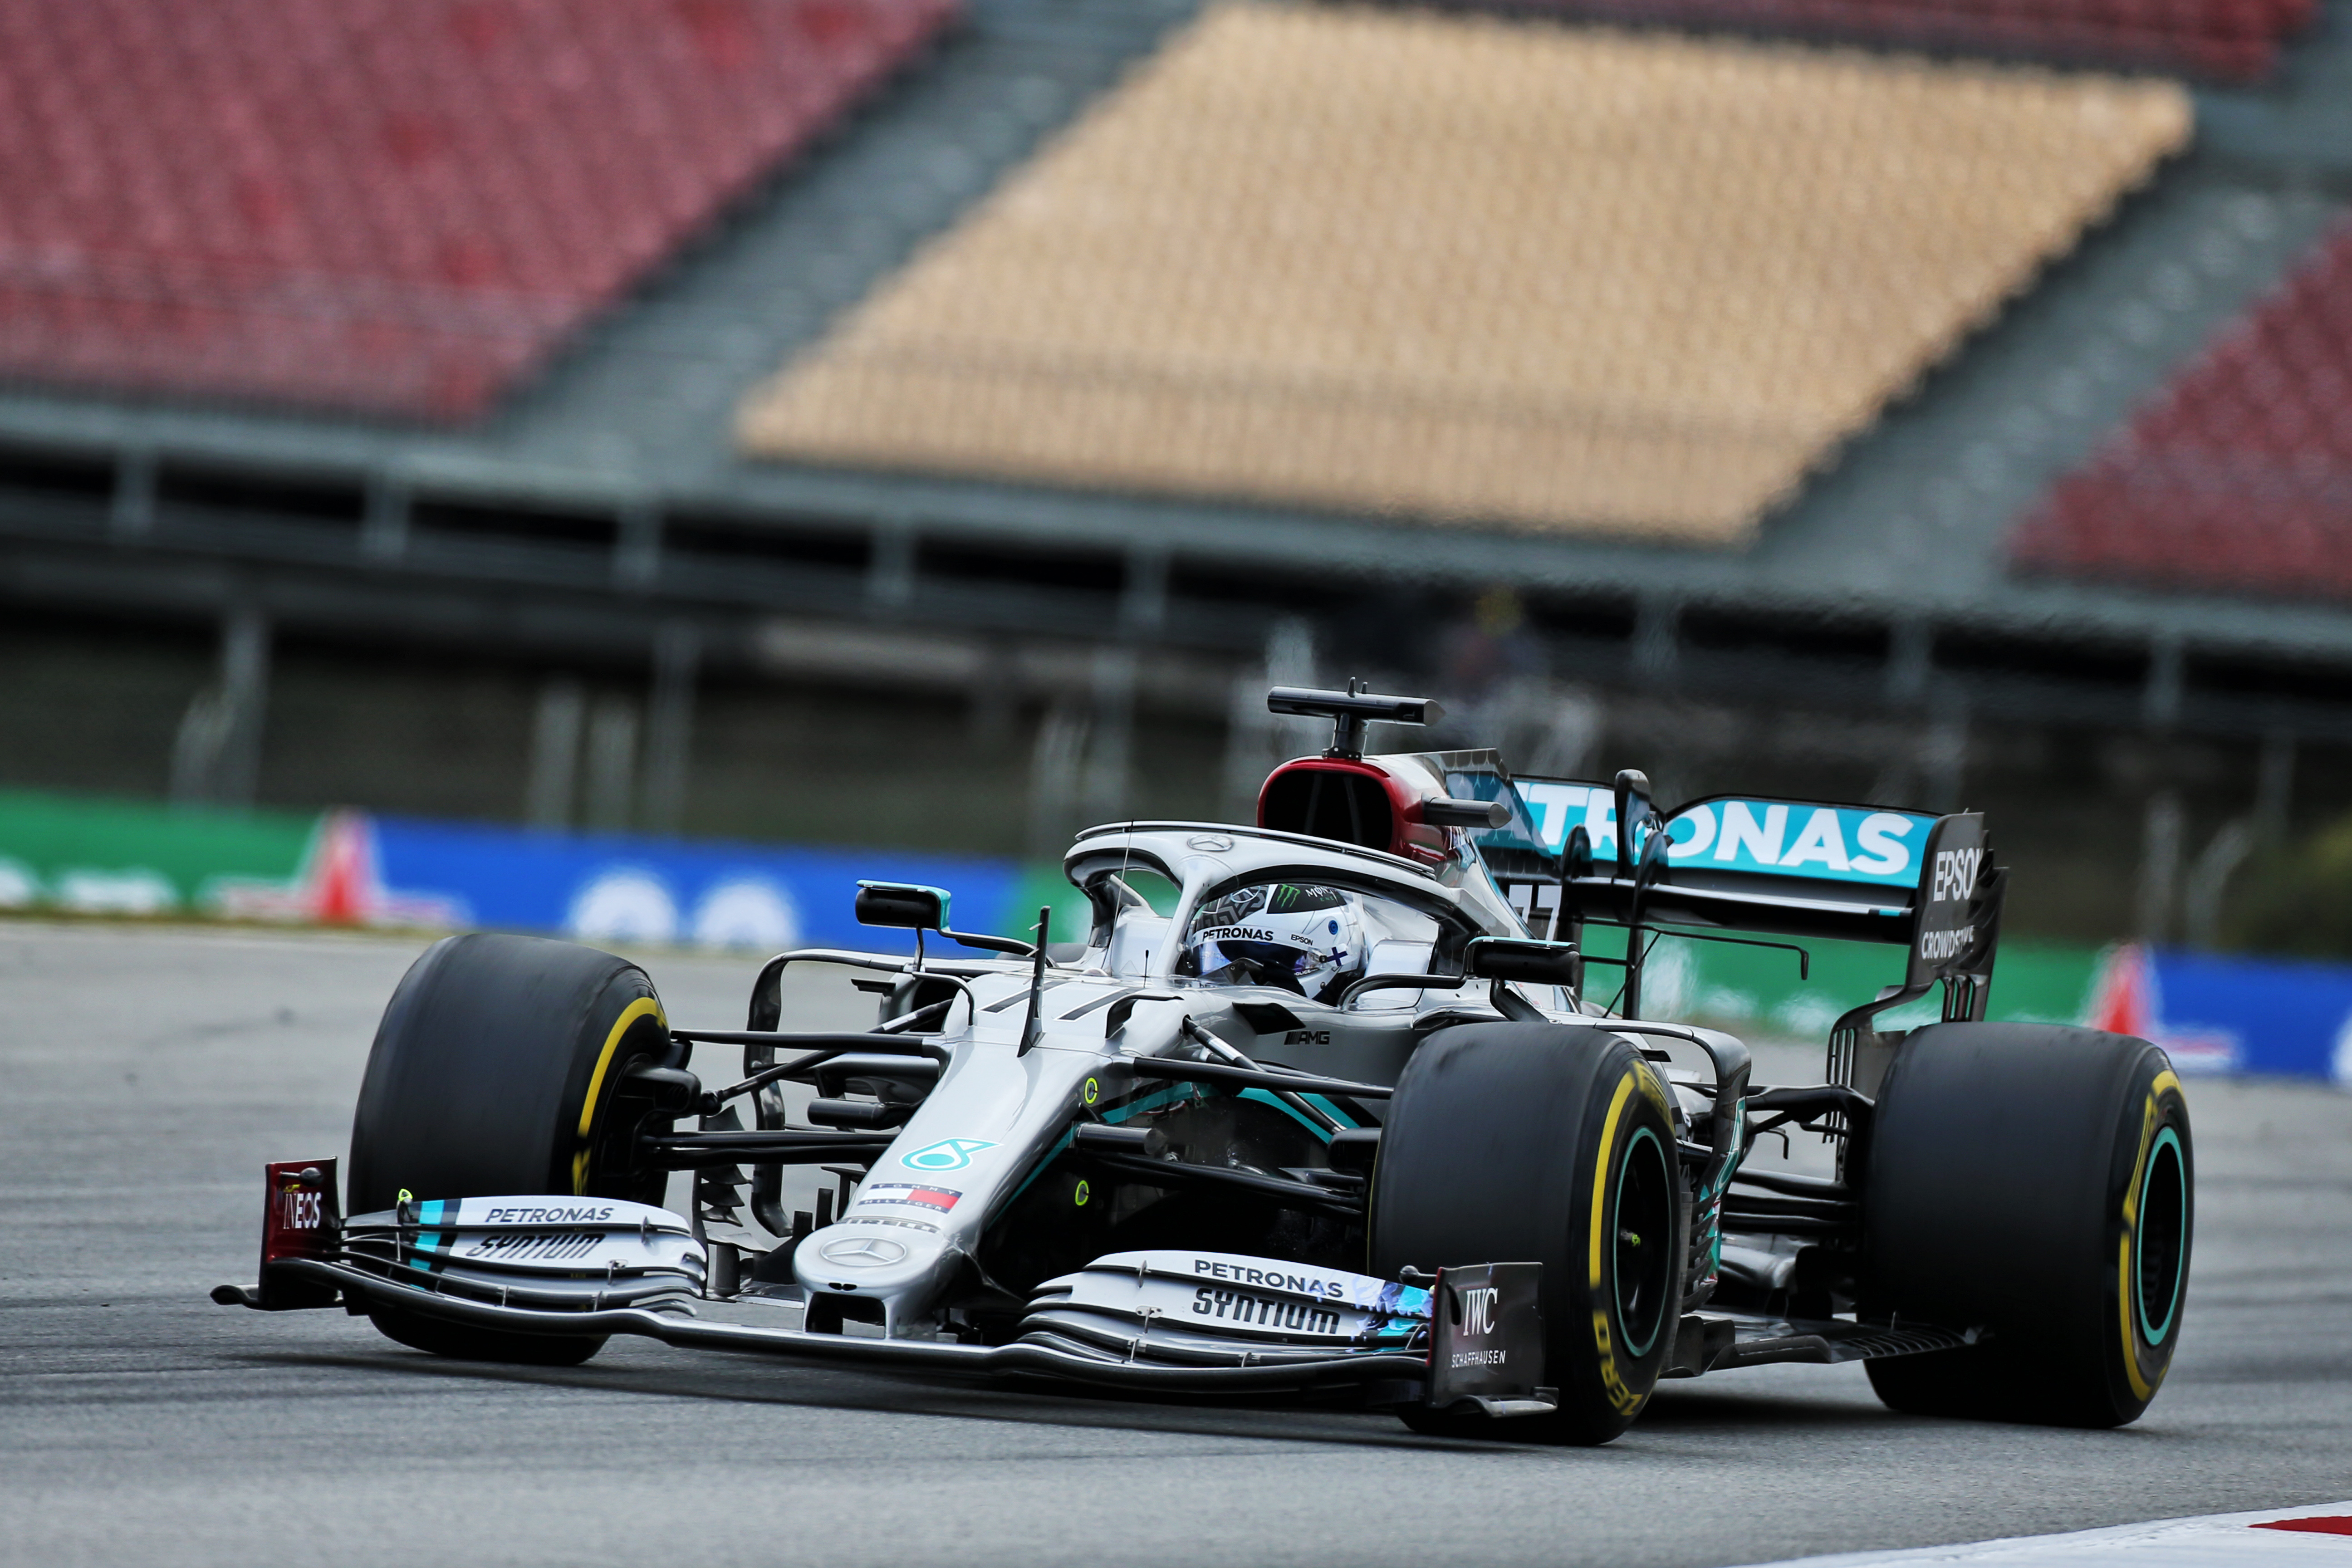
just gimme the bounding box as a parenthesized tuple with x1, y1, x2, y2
(2011, 215, 2352, 605)
(739, 3, 2188, 545)
(0, 0, 955, 421)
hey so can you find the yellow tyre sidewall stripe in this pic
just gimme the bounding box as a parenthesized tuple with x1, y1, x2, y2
(572, 994, 666, 1196)
(1589, 1068, 1645, 1416)
(2117, 1067, 2184, 1404)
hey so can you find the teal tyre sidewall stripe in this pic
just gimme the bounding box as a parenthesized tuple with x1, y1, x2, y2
(2136, 1124, 2187, 1347)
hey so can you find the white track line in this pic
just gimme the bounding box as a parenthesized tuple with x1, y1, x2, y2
(1735, 1505, 2352, 1568)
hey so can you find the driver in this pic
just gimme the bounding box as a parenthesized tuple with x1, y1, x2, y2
(1181, 882, 1367, 1004)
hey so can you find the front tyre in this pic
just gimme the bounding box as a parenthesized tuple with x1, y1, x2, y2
(1371, 1023, 1684, 1445)
(1862, 1022, 2193, 1426)
(348, 933, 677, 1366)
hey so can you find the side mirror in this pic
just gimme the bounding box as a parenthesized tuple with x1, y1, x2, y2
(1613, 769, 1655, 880)
(1465, 936, 1583, 990)
(855, 881, 949, 931)
(1563, 823, 1594, 880)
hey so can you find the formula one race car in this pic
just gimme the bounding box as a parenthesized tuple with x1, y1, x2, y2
(217, 685, 2192, 1441)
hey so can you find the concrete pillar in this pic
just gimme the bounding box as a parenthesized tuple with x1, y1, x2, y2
(2135, 789, 2184, 943)
(1521, 685, 1604, 779)
(1885, 618, 1932, 706)
(1632, 597, 1679, 685)
(1119, 544, 1169, 639)
(1025, 700, 1090, 858)
(2183, 817, 2254, 950)
(111, 449, 155, 539)
(1079, 646, 1137, 828)
(1919, 699, 1969, 815)
(640, 622, 701, 835)
(2256, 730, 2296, 846)
(583, 697, 639, 833)
(867, 517, 915, 611)
(967, 641, 1019, 754)
(525, 677, 585, 829)
(168, 697, 224, 807)
(1221, 617, 1317, 822)
(361, 475, 410, 562)
(214, 608, 270, 806)
(170, 605, 271, 807)
(2142, 634, 2184, 730)
(615, 499, 662, 588)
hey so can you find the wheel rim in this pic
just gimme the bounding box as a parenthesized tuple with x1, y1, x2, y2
(1613, 1124, 1673, 1359)
(578, 991, 673, 1203)
(2135, 1125, 2187, 1347)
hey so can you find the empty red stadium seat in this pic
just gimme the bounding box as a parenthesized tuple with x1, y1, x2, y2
(1491, 0, 2309, 79)
(0, 0, 956, 422)
(2011, 218, 2352, 604)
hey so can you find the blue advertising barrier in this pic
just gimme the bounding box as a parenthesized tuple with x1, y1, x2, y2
(368, 816, 1023, 956)
(2089, 941, 2352, 1083)
(2151, 949, 2352, 1080)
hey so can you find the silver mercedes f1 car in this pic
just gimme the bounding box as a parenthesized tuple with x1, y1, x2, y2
(218, 685, 2192, 1441)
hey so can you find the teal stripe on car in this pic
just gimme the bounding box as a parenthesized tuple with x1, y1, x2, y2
(1240, 1087, 1339, 1142)
(408, 1198, 445, 1272)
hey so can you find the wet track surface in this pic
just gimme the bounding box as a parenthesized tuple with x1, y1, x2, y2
(4, 923, 2349, 1568)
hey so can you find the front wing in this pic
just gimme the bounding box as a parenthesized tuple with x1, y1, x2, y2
(214, 1166, 1532, 1411)
(262, 1254, 1440, 1396)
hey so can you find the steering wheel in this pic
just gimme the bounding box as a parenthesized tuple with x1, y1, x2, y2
(1223, 952, 1306, 996)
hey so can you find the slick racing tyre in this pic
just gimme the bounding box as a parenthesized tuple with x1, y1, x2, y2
(1861, 1022, 2192, 1427)
(348, 933, 677, 1367)
(1371, 1022, 1683, 1445)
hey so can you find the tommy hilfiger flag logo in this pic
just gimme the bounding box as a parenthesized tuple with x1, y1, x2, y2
(859, 1183, 960, 1213)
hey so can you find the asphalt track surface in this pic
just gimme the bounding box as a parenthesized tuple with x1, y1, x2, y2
(5, 922, 2349, 1568)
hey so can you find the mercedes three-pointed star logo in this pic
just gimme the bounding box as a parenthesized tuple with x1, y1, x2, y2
(818, 1236, 908, 1267)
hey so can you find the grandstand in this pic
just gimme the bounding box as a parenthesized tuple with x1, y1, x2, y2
(2013, 215, 2352, 603)
(0, 0, 957, 419)
(1, 0, 2350, 945)
(741, 5, 2190, 541)
(1496, 0, 2318, 80)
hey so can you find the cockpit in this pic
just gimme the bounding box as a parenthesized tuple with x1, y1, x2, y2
(1173, 879, 1441, 1006)
(1068, 823, 1520, 1016)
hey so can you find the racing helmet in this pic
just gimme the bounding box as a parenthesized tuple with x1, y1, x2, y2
(1183, 882, 1367, 1004)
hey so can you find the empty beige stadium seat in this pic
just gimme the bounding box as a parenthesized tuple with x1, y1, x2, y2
(739, 3, 2189, 544)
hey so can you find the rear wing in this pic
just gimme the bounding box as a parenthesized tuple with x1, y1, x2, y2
(1425, 757, 2004, 1023)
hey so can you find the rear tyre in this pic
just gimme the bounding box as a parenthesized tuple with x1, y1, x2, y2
(349, 933, 677, 1366)
(1862, 1022, 2192, 1427)
(1371, 1022, 1684, 1445)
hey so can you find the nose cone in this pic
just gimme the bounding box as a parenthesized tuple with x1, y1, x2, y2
(794, 1220, 953, 1304)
